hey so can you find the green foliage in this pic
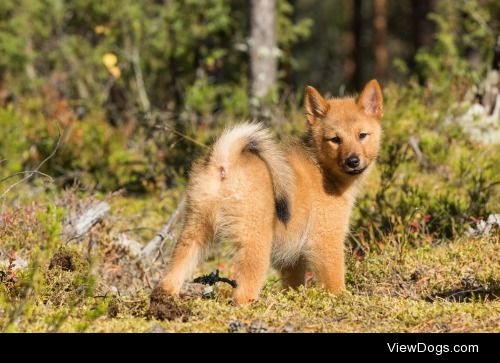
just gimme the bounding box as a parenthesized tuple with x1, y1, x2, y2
(0, 204, 97, 332)
(277, 0, 313, 79)
(0, 106, 155, 192)
(415, 0, 497, 93)
(0, 0, 309, 118)
(0, 107, 30, 178)
(0, 0, 315, 184)
(351, 82, 499, 247)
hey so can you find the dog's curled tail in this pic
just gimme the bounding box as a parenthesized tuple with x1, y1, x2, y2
(211, 122, 294, 224)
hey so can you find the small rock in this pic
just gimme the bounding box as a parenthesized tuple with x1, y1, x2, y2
(434, 323, 451, 332)
(107, 286, 119, 296)
(11, 257, 28, 270)
(282, 323, 295, 333)
(461, 270, 479, 290)
(0, 256, 28, 271)
(150, 324, 166, 333)
(248, 320, 269, 333)
(179, 282, 208, 298)
(202, 285, 215, 299)
(454, 99, 500, 145)
(487, 214, 500, 227)
(228, 319, 247, 333)
(410, 268, 424, 282)
(466, 214, 500, 237)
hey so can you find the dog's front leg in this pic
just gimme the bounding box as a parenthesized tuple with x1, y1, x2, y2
(309, 234, 345, 294)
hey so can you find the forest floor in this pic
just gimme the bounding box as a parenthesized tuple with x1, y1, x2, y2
(1, 189, 498, 333)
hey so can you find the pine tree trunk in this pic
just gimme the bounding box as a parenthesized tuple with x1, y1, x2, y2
(373, 0, 387, 84)
(411, 0, 436, 51)
(344, 0, 356, 91)
(410, 0, 436, 81)
(353, 0, 364, 90)
(250, 0, 277, 112)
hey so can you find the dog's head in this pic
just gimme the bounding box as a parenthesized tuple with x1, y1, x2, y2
(304, 80, 383, 178)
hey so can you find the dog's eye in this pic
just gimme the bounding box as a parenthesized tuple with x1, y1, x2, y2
(330, 136, 342, 145)
(359, 132, 368, 140)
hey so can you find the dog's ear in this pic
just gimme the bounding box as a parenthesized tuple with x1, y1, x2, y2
(358, 79, 383, 119)
(304, 86, 329, 124)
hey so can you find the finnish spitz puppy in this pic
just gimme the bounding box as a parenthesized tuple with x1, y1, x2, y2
(157, 80, 383, 304)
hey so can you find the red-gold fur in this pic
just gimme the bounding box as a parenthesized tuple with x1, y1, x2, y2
(157, 80, 383, 304)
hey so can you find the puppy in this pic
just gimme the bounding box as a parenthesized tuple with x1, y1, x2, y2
(157, 80, 383, 304)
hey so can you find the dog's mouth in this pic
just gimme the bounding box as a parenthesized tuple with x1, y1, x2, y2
(343, 166, 367, 175)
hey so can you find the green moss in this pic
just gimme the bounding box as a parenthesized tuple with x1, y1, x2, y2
(2, 221, 497, 332)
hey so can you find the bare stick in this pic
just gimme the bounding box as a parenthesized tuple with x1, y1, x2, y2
(154, 124, 208, 149)
(140, 195, 186, 262)
(408, 136, 426, 167)
(72, 202, 110, 237)
(0, 170, 53, 184)
(131, 42, 151, 116)
(0, 121, 62, 222)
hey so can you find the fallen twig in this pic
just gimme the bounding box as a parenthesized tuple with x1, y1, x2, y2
(140, 195, 186, 262)
(154, 124, 208, 149)
(408, 136, 427, 167)
(0, 170, 53, 184)
(64, 201, 110, 242)
(131, 42, 151, 116)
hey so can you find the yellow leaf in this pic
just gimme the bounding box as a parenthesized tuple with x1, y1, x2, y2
(102, 53, 118, 69)
(95, 25, 107, 34)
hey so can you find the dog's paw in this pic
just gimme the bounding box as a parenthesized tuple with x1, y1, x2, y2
(157, 279, 182, 296)
(232, 290, 258, 305)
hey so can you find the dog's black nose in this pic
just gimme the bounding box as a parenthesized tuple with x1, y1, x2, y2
(345, 155, 360, 168)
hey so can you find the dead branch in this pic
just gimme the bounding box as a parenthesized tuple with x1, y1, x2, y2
(74, 202, 110, 235)
(64, 201, 110, 241)
(140, 195, 186, 263)
(0, 170, 53, 184)
(131, 40, 151, 116)
(408, 136, 427, 167)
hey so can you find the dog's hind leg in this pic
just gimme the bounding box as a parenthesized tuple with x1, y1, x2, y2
(158, 213, 211, 295)
(224, 201, 274, 305)
(231, 224, 273, 305)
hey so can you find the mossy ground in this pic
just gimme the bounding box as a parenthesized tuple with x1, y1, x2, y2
(0, 192, 498, 333)
(1, 81, 499, 332)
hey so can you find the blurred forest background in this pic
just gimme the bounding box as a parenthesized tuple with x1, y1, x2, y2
(0, 0, 499, 332)
(1, 0, 498, 190)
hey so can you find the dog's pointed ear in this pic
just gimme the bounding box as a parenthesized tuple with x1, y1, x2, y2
(358, 79, 383, 119)
(304, 86, 329, 124)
